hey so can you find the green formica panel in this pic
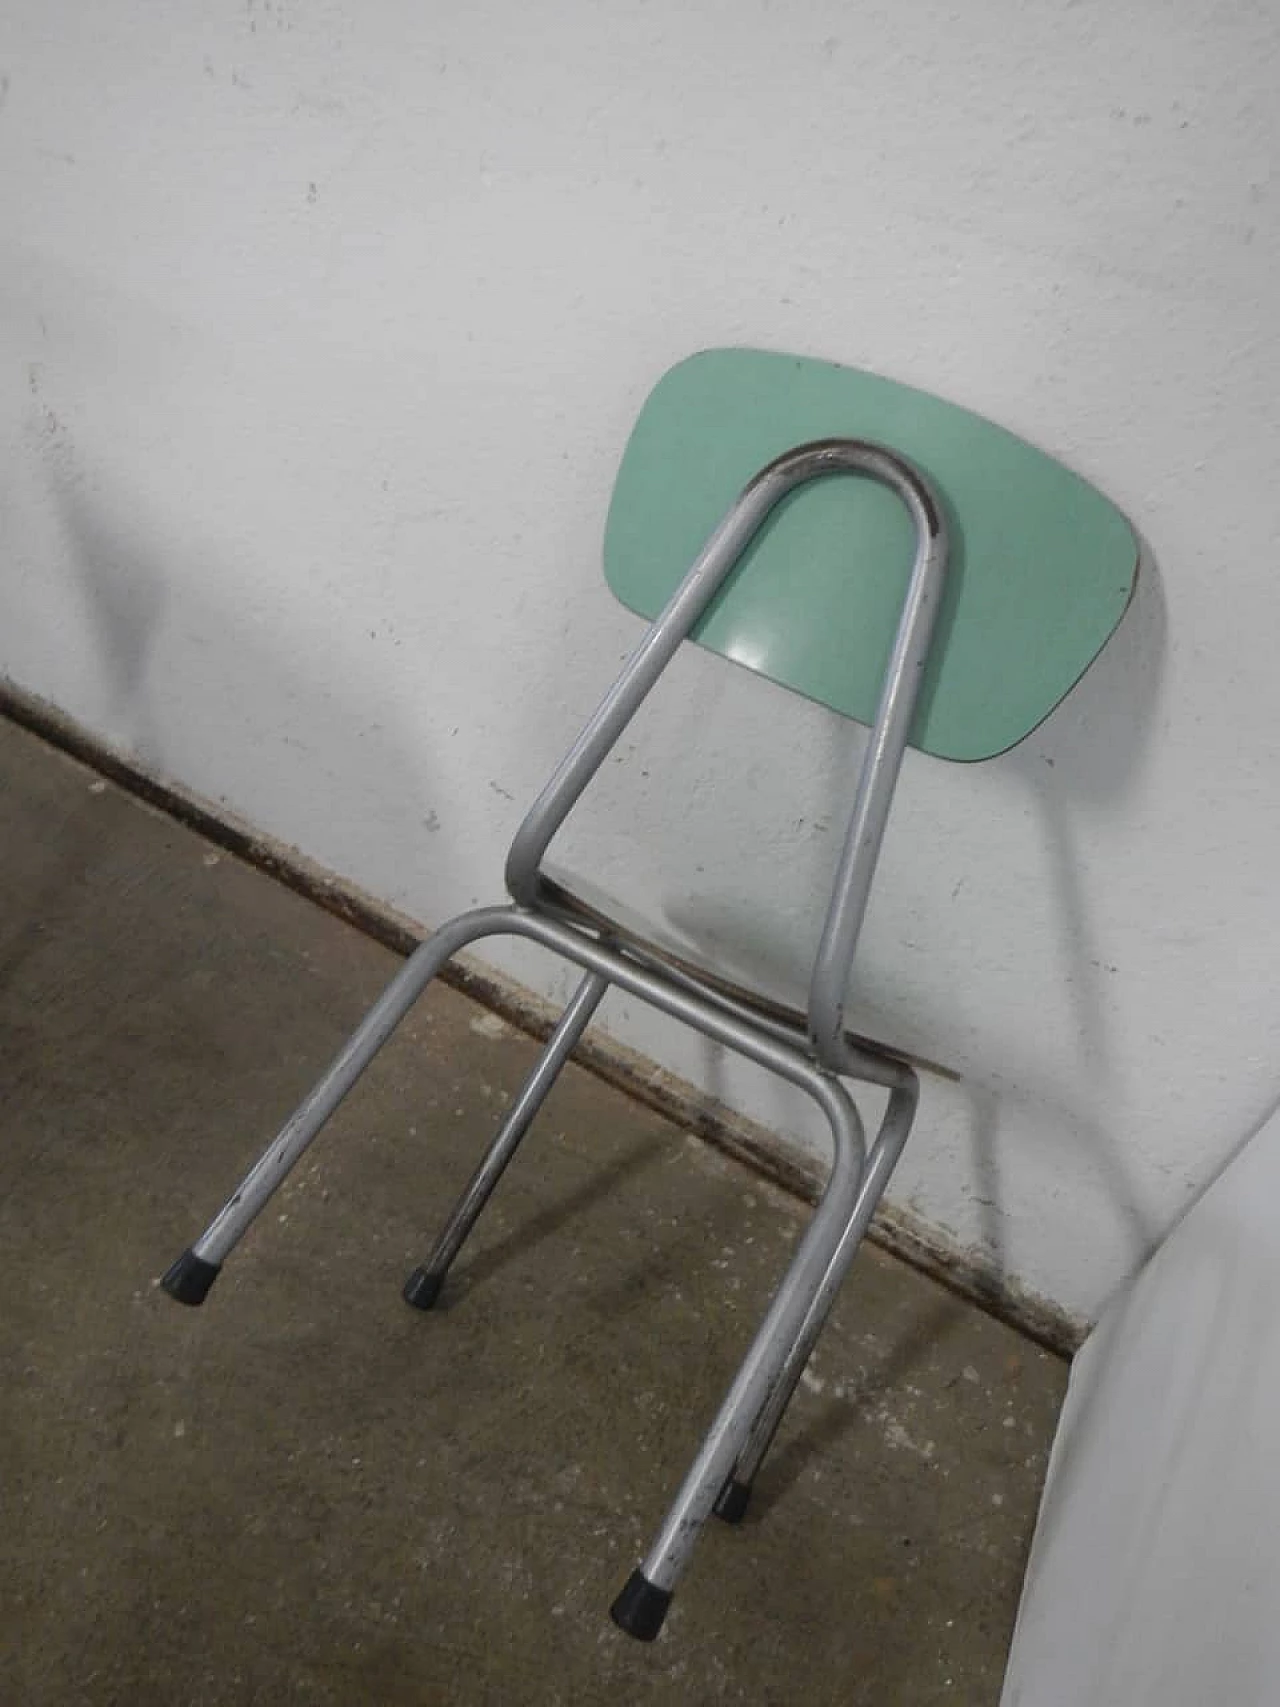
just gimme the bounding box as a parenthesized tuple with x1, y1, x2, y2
(603, 348, 1139, 762)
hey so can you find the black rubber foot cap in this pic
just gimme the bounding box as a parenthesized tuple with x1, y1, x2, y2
(610, 1570, 672, 1642)
(402, 1267, 444, 1311)
(161, 1249, 221, 1307)
(713, 1476, 752, 1525)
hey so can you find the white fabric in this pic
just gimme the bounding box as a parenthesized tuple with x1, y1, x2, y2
(1002, 1103, 1280, 1706)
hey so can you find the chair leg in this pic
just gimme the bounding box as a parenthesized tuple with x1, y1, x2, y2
(609, 1072, 865, 1642)
(159, 899, 883, 1642)
(402, 970, 608, 1310)
(713, 1081, 919, 1524)
(159, 906, 522, 1306)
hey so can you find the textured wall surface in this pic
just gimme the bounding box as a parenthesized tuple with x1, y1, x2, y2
(3, 0, 1279, 1321)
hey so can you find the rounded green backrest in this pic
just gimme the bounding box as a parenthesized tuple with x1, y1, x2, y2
(603, 348, 1139, 762)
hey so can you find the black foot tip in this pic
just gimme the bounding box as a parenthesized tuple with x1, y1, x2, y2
(160, 1249, 220, 1307)
(713, 1477, 752, 1525)
(609, 1570, 672, 1643)
(402, 1267, 445, 1311)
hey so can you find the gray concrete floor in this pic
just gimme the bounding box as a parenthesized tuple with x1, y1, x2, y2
(0, 716, 1066, 1705)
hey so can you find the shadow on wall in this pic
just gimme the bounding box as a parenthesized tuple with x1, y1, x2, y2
(658, 535, 1167, 1293)
(3, 247, 471, 945)
(1000, 539, 1168, 1257)
(0, 459, 177, 994)
(12, 458, 442, 989)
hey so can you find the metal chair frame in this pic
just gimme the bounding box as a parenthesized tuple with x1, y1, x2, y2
(161, 438, 949, 1641)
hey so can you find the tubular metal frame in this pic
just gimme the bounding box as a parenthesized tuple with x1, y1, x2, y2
(161, 439, 949, 1642)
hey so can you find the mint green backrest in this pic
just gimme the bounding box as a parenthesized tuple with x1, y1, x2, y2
(603, 348, 1138, 762)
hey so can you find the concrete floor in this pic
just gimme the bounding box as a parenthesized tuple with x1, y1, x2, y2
(0, 715, 1066, 1705)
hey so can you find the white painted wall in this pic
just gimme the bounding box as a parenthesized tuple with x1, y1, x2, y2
(3, 0, 1279, 1324)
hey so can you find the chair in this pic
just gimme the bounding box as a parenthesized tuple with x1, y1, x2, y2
(161, 347, 1138, 1642)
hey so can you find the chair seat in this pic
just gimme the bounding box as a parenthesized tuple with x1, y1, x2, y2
(534, 866, 957, 1081)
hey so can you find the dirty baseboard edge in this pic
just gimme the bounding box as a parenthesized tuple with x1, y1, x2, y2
(0, 679, 1084, 1359)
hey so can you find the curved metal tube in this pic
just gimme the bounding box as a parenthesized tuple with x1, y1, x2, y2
(503, 438, 949, 1073)
(176, 898, 868, 1616)
(189, 903, 865, 1267)
(724, 1073, 920, 1497)
(806, 475, 949, 1068)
